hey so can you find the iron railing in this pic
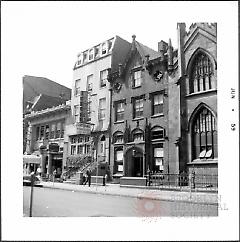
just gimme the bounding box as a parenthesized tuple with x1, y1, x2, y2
(147, 172, 218, 192)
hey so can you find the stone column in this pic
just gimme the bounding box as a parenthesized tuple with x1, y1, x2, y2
(47, 154, 53, 175)
(25, 122, 32, 154)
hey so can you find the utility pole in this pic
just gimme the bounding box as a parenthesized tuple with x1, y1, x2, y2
(29, 172, 35, 217)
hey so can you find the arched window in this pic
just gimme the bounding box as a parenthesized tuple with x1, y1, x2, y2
(132, 129, 144, 142)
(113, 131, 124, 144)
(151, 126, 165, 140)
(192, 107, 217, 160)
(190, 52, 214, 94)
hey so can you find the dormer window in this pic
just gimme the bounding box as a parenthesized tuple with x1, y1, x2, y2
(95, 46, 100, 58)
(132, 70, 142, 88)
(89, 49, 94, 61)
(77, 54, 82, 66)
(102, 42, 107, 55)
(83, 52, 88, 63)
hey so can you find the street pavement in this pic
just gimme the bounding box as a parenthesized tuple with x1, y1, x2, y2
(40, 181, 218, 205)
(23, 186, 218, 217)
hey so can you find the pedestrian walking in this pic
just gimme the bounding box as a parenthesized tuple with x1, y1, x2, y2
(86, 168, 91, 187)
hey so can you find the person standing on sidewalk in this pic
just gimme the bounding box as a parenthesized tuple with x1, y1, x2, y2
(86, 168, 91, 187)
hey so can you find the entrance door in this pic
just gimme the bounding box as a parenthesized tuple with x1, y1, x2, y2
(133, 157, 143, 177)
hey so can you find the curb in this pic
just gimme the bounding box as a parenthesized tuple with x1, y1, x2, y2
(41, 183, 218, 206)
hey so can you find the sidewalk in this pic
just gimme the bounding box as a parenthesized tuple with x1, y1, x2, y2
(41, 181, 218, 205)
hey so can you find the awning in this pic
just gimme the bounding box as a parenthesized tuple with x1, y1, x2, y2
(23, 155, 41, 164)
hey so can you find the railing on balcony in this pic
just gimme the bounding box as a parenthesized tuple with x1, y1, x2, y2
(146, 172, 218, 192)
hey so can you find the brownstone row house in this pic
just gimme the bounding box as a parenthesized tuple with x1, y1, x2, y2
(108, 23, 217, 179)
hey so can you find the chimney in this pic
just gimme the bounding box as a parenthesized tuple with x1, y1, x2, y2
(158, 40, 168, 58)
(177, 23, 186, 77)
(168, 38, 173, 71)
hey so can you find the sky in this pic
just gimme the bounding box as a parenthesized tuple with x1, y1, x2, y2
(1, 1, 196, 88)
(1, 1, 239, 241)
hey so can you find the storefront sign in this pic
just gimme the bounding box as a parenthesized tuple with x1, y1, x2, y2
(75, 123, 91, 134)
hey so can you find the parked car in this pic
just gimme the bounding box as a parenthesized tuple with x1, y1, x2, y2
(23, 175, 43, 187)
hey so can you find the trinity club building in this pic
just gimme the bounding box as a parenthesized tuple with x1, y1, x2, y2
(23, 22, 217, 183)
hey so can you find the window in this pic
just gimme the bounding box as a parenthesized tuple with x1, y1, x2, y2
(77, 137, 83, 143)
(74, 105, 80, 123)
(152, 93, 163, 115)
(100, 69, 107, 88)
(45, 125, 49, 139)
(50, 124, 55, 139)
(192, 107, 217, 160)
(71, 137, 76, 143)
(102, 42, 107, 55)
(99, 98, 106, 120)
(87, 74, 93, 91)
(89, 49, 94, 61)
(132, 70, 142, 88)
(113, 132, 124, 144)
(77, 54, 82, 66)
(190, 52, 214, 93)
(132, 129, 144, 142)
(83, 52, 88, 63)
(151, 126, 164, 140)
(71, 145, 76, 155)
(95, 46, 100, 58)
(154, 144, 164, 172)
(77, 145, 84, 154)
(133, 98, 144, 119)
(75, 79, 81, 96)
(115, 102, 124, 121)
(56, 122, 61, 138)
(40, 126, 44, 140)
(86, 145, 91, 154)
(115, 147, 123, 173)
(85, 136, 90, 142)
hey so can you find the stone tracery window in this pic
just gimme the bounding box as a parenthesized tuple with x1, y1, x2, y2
(192, 107, 217, 160)
(190, 52, 214, 94)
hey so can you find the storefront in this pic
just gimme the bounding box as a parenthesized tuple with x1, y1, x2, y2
(23, 154, 41, 174)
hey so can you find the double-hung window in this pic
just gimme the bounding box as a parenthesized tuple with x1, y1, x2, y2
(115, 101, 124, 122)
(50, 124, 55, 139)
(154, 144, 164, 172)
(133, 97, 144, 119)
(152, 93, 164, 115)
(99, 98, 106, 120)
(89, 49, 94, 61)
(56, 122, 61, 138)
(102, 42, 107, 55)
(74, 105, 80, 123)
(75, 79, 81, 96)
(87, 74, 93, 92)
(132, 70, 142, 88)
(100, 69, 107, 88)
(115, 148, 123, 173)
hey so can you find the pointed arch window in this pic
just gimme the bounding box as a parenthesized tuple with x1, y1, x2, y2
(132, 129, 144, 142)
(192, 107, 217, 160)
(190, 52, 214, 94)
(113, 131, 124, 144)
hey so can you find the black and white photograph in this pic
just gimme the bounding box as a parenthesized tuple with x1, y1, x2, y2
(1, 1, 239, 241)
